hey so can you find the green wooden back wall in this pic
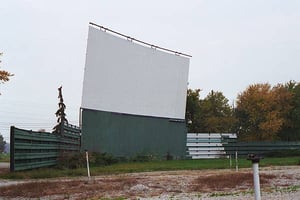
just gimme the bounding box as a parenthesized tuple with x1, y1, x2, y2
(81, 109, 187, 159)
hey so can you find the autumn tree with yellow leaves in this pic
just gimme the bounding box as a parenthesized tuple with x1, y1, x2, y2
(186, 81, 300, 141)
(236, 83, 293, 141)
(0, 52, 13, 94)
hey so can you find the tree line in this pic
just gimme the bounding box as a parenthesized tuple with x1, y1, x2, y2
(1, 51, 300, 142)
(185, 81, 300, 141)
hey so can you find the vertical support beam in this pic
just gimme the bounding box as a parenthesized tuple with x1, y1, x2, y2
(10, 126, 15, 172)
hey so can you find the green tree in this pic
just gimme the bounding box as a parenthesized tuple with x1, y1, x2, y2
(200, 90, 236, 133)
(53, 86, 68, 134)
(291, 82, 300, 140)
(185, 89, 236, 133)
(236, 83, 292, 141)
(0, 134, 6, 153)
(185, 89, 202, 132)
(278, 81, 300, 141)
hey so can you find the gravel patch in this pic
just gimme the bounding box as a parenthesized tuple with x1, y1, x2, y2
(0, 166, 299, 199)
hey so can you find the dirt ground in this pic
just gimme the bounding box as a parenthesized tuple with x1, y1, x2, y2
(0, 165, 299, 199)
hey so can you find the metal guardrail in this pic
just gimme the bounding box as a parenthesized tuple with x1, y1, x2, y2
(10, 124, 81, 171)
(223, 141, 300, 156)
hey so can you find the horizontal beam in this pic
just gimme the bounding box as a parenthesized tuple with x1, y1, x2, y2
(89, 22, 192, 58)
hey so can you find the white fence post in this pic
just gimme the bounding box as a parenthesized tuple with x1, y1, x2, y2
(235, 151, 238, 172)
(247, 154, 263, 200)
(85, 150, 91, 180)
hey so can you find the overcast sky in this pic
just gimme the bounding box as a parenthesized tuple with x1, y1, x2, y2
(1, 0, 299, 141)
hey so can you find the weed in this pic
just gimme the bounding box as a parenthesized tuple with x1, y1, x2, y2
(196, 193, 202, 198)
(275, 185, 300, 193)
(91, 152, 118, 166)
(209, 191, 237, 197)
(209, 189, 254, 197)
(56, 152, 86, 169)
(0, 153, 10, 162)
(241, 189, 254, 195)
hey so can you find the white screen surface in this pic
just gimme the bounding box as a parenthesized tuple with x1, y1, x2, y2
(81, 26, 190, 119)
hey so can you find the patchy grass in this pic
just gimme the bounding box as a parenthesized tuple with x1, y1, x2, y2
(274, 185, 300, 193)
(0, 177, 138, 199)
(0, 153, 10, 162)
(208, 190, 254, 197)
(259, 157, 300, 167)
(0, 157, 299, 179)
(0, 167, 87, 179)
(0, 170, 283, 199)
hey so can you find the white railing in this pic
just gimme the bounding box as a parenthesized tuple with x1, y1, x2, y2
(186, 133, 237, 159)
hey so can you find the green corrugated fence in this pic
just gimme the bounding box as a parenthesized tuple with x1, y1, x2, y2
(10, 123, 81, 171)
(223, 141, 300, 157)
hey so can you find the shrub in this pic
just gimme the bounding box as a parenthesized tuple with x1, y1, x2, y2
(90, 152, 118, 166)
(130, 154, 156, 162)
(165, 152, 173, 160)
(56, 152, 86, 169)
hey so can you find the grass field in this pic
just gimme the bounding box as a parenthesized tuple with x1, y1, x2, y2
(0, 156, 299, 179)
(0, 154, 10, 162)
